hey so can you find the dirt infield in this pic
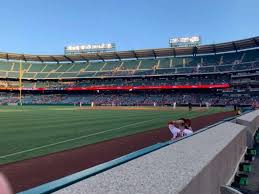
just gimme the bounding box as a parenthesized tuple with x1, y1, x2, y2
(0, 111, 235, 193)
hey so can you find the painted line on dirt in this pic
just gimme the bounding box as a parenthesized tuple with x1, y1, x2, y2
(0, 118, 157, 159)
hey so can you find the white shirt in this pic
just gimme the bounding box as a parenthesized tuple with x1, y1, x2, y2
(182, 128, 193, 136)
(168, 124, 181, 139)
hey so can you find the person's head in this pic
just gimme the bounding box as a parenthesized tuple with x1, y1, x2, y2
(168, 121, 174, 125)
(178, 118, 191, 129)
(174, 119, 185, 129)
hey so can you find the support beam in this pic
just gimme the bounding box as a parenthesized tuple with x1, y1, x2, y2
(132, 51, 138, 60)
(22, 55, 27, 62)
(152, 50, 157, 59)
(37, 56, 44, 63)
(232, 42, 238, 52)
(6, 53, 9, 60)
(213, 44, 217, 55)
(253, 38, 259, 46)
(63, 55, 74, 63)
(96, 53, 105, 62)
(192, 46, 198, 56)
(173, 48, 176, 57)
(51, 56, 60, 63)
(115, 53, 121, 61)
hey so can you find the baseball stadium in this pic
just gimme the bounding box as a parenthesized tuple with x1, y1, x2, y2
(0, 1, 259, 194)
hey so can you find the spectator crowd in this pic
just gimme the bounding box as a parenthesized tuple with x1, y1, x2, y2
(0, 92, 258, 107)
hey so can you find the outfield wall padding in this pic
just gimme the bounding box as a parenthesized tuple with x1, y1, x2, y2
(54, 121, 249, 194)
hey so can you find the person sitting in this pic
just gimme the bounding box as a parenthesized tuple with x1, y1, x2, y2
(181, 118, 194, 136)
(168, 118, 193, 140)
(168, 119, 185, 140)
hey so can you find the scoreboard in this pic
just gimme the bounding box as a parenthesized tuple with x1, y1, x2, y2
(169, 36, 201, 48)
(65, 43, 116, 54)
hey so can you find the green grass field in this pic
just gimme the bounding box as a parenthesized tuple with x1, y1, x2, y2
(0, 106, 227, 164)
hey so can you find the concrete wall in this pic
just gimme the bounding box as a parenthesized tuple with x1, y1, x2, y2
(234, 109, 259, 148)
(55, 121, 249, 194)
(180, 124, 247, 194)
(235, 109, 259, 135)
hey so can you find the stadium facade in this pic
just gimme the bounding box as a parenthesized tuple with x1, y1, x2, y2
(0, 36, 258, 106)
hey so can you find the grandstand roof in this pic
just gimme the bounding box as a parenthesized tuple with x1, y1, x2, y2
(0, 36, 259, 63)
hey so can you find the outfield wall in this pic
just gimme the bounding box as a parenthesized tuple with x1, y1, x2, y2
(53, 119, 255, 194)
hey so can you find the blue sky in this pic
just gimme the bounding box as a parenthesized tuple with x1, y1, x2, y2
(0, 0, 258, 54)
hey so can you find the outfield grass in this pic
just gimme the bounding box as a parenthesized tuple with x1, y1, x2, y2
(0, 106, 227, 164)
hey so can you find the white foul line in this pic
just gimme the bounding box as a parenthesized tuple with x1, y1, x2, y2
(0, 118, 156, 159)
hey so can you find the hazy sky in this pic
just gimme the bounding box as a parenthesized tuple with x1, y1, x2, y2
(0, 0, 258, 54)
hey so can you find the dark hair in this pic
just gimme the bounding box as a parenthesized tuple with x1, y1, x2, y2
(185, 119, 191, 127)
(178, 118, 191, 128)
